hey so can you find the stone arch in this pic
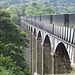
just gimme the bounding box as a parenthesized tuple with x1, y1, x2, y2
(43, 35, 52, 74)
(44, 35, 51, 44)
(54, 42, 72, 74)
(37, 30, 42, 75)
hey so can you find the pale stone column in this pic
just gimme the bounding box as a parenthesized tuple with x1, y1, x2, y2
(50, 52, 55, 74)
(35, 38, 38, 73)
(51, 37, 55, 74)
(37, 38, 42, 75)
(71, 48, 75, 74)
(41, 43, 44, 75)
(33, 35, 37, 73)
(30, 30, 32, 74)
(35, 38, 43, 75)
(43, 44, 52, 75)
(74, 48, 75, 63)
(28, 31, 32, 72)
(32, 34, 34, 75)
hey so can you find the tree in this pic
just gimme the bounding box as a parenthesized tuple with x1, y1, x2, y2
(25, 5, 37, 16)
(6, 5, 21, 25)
(20, 4, 28, 16)
(11, 14, 19, 25)
(42, 5, 54, 15)
(0, 54, 23, 75)
(0, 10, 31, 75)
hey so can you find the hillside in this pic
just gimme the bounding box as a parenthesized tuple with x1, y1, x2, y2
(0, 0, 75, 14)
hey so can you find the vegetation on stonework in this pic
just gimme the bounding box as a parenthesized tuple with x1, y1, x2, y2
(0, 10, 31, 75)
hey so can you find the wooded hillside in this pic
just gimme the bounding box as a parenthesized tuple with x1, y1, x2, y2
(0, 0, 75, 14)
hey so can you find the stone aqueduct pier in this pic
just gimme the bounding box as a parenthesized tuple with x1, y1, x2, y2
(20, 14, 75, 75)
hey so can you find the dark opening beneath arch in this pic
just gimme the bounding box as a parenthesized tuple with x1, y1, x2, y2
(37, 31, 41, 39)
(54, 42, 72, 74)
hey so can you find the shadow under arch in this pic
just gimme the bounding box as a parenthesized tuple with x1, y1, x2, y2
(54, 42, 72, 74)
(37, 31, 41, 39)
(43, 35, 52, 75)
(31, 27, 32, 33)
(37, 30, 42, 75)
(29, 26, 30, 31)
(33, 28, 36, 36)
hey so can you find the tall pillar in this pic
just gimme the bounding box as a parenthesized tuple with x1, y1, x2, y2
(37, 38, 42, 75)
(28, 29, 32, 74)
(32, 34, 34, 75)
(36, 39, 38, 73)
(71, 48, 75, 74)
(28, 31, 32, 72)
(33, 35, 37, 73)
(73, 48, 75, 64)
(42, 44, 44, 75)
(43, 44, 52, 75)
(50, 52, 55, 74)
(28, 32, 32, 72)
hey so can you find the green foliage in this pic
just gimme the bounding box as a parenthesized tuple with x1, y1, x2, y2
(0, 0, 75, 14)
(11, 14, 19, 25)
(4, 2, 54, 23)
(6, 5, 21, 16)
(41, 5, 54, 15)
(24, 2, 54, 16)
(6, 5, 21, 25)
(20, 4, 28, 16)
(0, 54, 26, 75)
(0, 54, 20, 74)
(25, 5, 37, 16)
(0, 10, 31, 75)
(0, 66, 14, 75)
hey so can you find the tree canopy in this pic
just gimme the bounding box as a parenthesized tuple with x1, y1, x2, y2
(0, 0, 75, 14)
(4, 2, 55, 25)
(0, 10, 31, 75)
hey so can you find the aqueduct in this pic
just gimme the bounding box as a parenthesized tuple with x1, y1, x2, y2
(20, 14, 75, 75)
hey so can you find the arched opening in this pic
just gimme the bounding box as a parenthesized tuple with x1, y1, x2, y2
(31, 27, 32, 33)
(54, 42, 72, 74)
(29, 26, 30, 31)
(34, 28, 36, 36)
(43, 35, 52, 74)
(37, 31, 42, 75)
(38, 31, 41, 39)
